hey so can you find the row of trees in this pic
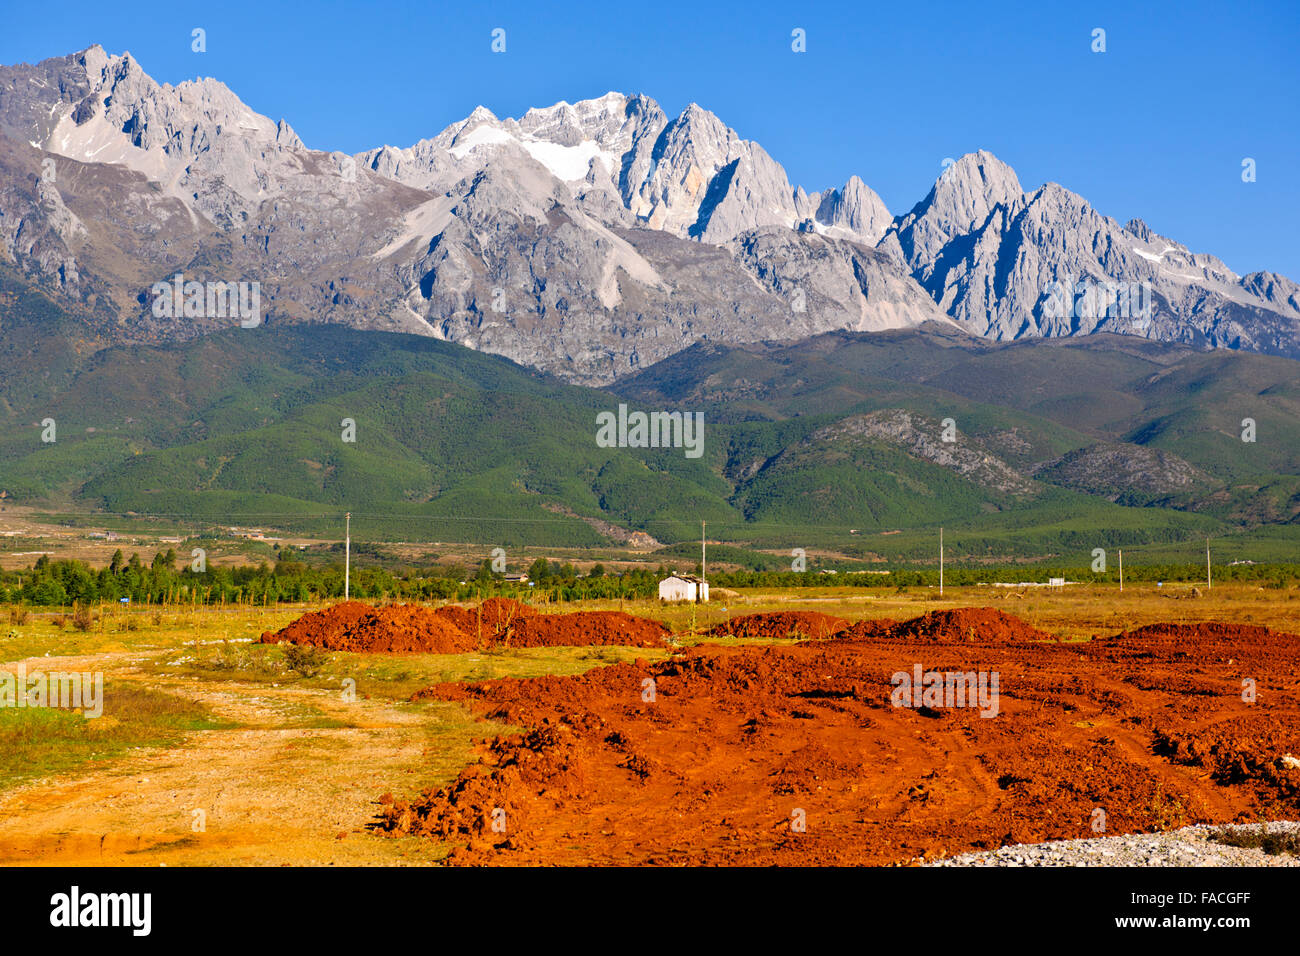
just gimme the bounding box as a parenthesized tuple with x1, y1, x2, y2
(714, 562, 1300, 590)
(1, 550, 1295, 608)
(0, 552, 668, 607)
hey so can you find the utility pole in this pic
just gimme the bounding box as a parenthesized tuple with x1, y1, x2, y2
(939, 526, 944, 597)
(1206, 537, 1212, 590)
(1118, 548, 1123, 593)
(345, 512, 351, 599)
(700, 520, 706, 602)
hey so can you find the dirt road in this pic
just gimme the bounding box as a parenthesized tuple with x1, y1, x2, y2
(0, 651, 446, 866)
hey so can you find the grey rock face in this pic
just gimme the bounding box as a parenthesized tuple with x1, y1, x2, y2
(0, 48, 933, 383)
(729, 229, 954, 335)
(810, 175, 892, 244)
(0, 45, 1297, 385)
(811, 409, 1037, 496)
(353, 91, 890, 248)
(629, 103, 803, 241)
(393, 191, 946, 384)
(886, 151, 1300, 358)
(0, 45, 307, 229)
(1035, 442, 1211, 499)
(891, 150, 1024, 274)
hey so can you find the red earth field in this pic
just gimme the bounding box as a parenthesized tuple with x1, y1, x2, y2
(355, 607, 1300, 865)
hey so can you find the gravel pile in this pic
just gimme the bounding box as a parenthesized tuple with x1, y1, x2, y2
(926, 822, 1300, 867)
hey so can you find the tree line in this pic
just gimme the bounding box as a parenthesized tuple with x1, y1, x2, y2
(1, 549, 1295, 608)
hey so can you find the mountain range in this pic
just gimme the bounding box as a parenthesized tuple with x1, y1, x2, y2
(2, 45, 1298, 561)
(2, 45, 1299, 386)
(2, 252, 1297, 559)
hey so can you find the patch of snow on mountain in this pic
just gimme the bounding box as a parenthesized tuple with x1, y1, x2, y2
(522, 139, 611, 181)
(448, 124, 514, 159)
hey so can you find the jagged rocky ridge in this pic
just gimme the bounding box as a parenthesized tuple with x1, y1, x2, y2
(0, 46, 1297, 384)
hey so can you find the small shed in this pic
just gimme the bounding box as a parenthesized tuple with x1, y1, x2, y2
(658, 574, 709, 603)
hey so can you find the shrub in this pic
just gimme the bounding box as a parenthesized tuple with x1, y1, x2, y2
(71, 605, 95, 632)
(283, 643, 329, 678)
(1210, 826, 1300, 856)
(1148, 786, 1187, 832)
(209, 641, 249, 671)
(7, 606, 30, 626)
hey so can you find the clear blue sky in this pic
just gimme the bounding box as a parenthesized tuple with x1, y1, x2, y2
(5, 0, 1298, 276)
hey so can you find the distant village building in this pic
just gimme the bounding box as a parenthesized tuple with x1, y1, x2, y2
(229, 528, 278, 542)
(658, 574, 709, 603)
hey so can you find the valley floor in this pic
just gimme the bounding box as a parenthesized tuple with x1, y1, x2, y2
(1, 584, 1297, 866)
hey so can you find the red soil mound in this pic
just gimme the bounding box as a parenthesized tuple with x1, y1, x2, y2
(261, 600, 668, 653)
(511, 611, 669, 648)
(431, 604, 478, 636)
(261, 603, 475, 653)
(1111, 621, 1285, 643)
(831, 618, 898, 640)
(258, 601, 373, 647)
(707, 611, 848, 640)
(381, 614, 1300, 865)
(431, 598, 534, 642)
(333, 606, 478, 654)
(479, 597, 538, 631)
(840, 607, 1055, 643)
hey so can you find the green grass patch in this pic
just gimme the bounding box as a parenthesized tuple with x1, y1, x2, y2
(0, 606, 304, 663)
(151, 640, 671, 702)
(0, 682, 232, 792)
